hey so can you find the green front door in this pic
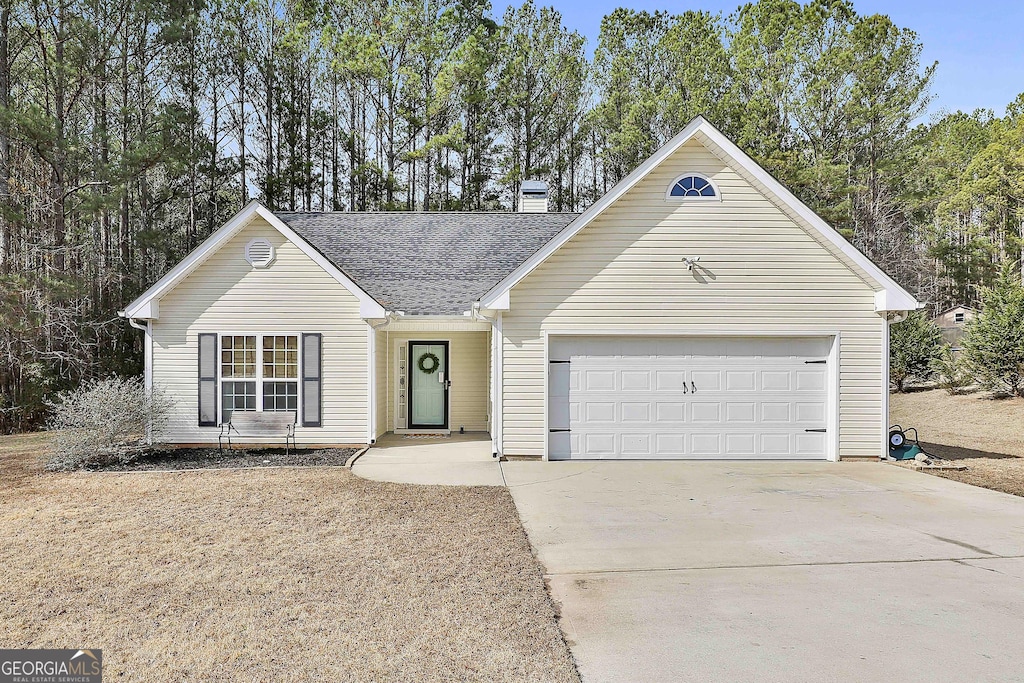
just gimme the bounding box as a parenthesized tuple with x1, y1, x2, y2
(408, 341, 449, 429)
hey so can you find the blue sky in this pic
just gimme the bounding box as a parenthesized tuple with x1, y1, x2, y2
(492, 0, 1024, 119)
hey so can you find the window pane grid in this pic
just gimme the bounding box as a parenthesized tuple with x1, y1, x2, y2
(263, 335, 298, 379)
(218, 334, 301, 422)
(263, 381, 298, 412)
(221, 335, 256, 378)
(222, 381, 256, 421)
(670, 175, 717, 198)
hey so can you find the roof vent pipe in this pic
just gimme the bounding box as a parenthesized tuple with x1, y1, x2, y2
(519, 180, 548, 213)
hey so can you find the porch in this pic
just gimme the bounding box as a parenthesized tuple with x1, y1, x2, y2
(370, 320, 494, 448)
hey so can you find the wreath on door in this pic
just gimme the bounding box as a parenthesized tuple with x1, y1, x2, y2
(417, 352, 441, 375)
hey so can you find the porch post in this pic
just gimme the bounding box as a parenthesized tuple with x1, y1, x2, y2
(492, 313, 503, 457)
(367, 324, 376, 444)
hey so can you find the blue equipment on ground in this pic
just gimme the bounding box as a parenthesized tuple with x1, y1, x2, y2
(888, 425, 925, 460)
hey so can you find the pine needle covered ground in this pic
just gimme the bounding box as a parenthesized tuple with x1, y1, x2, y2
(0, 434, 578, 682)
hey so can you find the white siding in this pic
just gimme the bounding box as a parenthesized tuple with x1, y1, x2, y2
(501, 137, 885, 459)
(152, 216, 368, 445)
(381, 331, 490, 433)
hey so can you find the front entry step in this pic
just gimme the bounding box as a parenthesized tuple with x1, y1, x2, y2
(395, 429, 451, 436)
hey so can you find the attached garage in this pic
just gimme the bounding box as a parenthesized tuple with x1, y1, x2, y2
(548, 336, 837, 461)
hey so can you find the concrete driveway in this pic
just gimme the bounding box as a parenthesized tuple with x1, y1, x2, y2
(503, 461, 1024, 683)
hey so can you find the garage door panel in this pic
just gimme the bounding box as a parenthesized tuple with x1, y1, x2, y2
(621, 433, 652, 456)
(584, 402, 616, 423)
(691, 402, 722, 422)
(655, 402, 686, 423)
(584, 370, 616, 391)
(761, 370, 792, 391)
(796, 370, 826, 391)
(726, 402, 756, 423)
(621, 402, 651, 422)
(584, 433, 616, 455)
(795, 402, 826, 422)
(621, 370, 652, 391)
(656, 371, 686, 391)
(761, 402, 791, 422)
(655, 434, 686, 455)
(723, 370, 753, 391)
(761, 433, 792, 455)
(693, 370, 723, 391)
(795, 432, 827, 455)
(691, 433, 722, 455)
(725, 433, 756, 455)
(550, 336, 831, 460)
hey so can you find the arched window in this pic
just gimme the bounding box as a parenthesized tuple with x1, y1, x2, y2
(666, 173, 719, 200)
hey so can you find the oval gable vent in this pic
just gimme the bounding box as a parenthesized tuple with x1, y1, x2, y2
(245, 238, 275, 268)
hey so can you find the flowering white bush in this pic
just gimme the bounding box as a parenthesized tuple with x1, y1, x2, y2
(46, 376, 171, 470)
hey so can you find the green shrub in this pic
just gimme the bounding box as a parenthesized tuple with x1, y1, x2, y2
(46, 376, 171, 470)
(961, 263, 1024, 396)
(930, 347, 972, 395)
(889, 311, 943, 392)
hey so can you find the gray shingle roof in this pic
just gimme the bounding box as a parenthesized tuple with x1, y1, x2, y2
(276, 212, 580, 315)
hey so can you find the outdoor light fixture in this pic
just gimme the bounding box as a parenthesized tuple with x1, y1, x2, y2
(682, 256, 701, 271)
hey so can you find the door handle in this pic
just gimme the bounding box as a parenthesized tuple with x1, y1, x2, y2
(691, 381, 696, 393)
(683, 383, 687, 394)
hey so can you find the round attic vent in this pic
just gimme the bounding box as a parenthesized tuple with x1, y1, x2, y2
(245, 238, 275, 268)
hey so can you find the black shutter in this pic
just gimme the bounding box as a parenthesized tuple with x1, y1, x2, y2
(301, 333, 322, 427)
(198, 333, 218, 426)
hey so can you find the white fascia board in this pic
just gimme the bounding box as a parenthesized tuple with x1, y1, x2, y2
(121, 201, 387, 320)
(479, 115, 920, 313)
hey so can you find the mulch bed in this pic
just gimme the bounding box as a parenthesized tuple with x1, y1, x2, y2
(96, 447, 358, 471)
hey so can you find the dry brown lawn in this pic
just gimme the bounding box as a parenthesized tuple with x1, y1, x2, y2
(890, 389, 1024, 497)
(0, 434, 579, 682)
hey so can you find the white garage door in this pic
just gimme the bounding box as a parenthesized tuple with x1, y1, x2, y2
(548, 336, 832, 460)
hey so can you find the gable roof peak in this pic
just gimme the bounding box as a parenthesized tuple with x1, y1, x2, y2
(479, 116, 919, 313)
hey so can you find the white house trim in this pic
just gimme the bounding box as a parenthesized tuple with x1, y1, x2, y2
(479, 116, 919, 313)
(120, 201, 387, 321)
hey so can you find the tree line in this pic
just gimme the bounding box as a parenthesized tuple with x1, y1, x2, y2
(0, 0, 1022, 431)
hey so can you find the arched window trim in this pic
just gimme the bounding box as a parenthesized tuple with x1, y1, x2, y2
(664, 172, 722, 202)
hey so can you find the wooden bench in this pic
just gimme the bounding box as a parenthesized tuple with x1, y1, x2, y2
(219, 411, 296, 453)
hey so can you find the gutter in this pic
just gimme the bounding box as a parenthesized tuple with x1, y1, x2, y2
(469, 301, 496, 324)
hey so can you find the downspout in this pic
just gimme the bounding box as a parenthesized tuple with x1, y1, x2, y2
(124, 313, 153, 444)
(472, 302, 501, 458)
(881, 309, 909, 460)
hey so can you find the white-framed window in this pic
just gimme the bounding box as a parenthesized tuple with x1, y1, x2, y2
(219, 334, 299, 421)
(954, 312, 965, 324)
(665, 172, 720, 201)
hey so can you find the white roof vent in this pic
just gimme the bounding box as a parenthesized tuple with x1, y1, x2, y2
(519, 180, 549, 213)
(245, 237, 275, 268)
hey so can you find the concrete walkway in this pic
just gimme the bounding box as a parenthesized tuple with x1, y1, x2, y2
(351, 432, 502, 486)
(504, 461, 1024, 683)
